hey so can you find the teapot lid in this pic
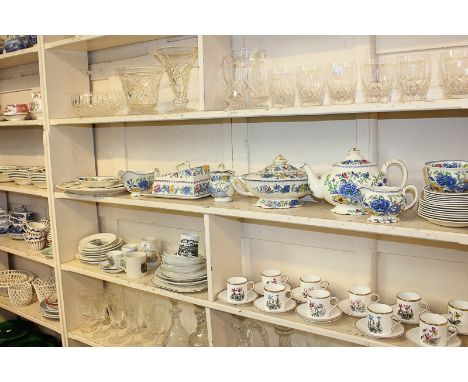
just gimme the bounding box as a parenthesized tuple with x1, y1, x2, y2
(246, 155, 306, 180)
(335, 148, 376, 167)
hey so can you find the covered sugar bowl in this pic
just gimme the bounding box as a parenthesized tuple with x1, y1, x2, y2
(209, 163, 235, 202)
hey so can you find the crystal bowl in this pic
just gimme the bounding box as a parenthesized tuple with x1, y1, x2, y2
(71, 91, 126, 117)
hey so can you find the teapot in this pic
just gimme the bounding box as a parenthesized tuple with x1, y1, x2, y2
(302, 148, 408, 215)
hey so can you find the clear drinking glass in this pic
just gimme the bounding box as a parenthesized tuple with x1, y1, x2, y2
(440, 49, 468, 98)
(107, 293, 126, 344)
(78, 290, 97, 333)
(154, 46, 198, 113)
(269, 68, 296, 107)
(296, 65, 326, 106)
(361, 58, 394, 103)
(118, 66, 165, 114)
(124, 298, 139, 346)
(92, 292, 108, 338)
(327, 62, 357, 104)
(397, 54, 431, 101)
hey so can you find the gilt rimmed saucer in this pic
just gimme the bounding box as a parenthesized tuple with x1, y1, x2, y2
(295, 302, 342, 323)
(405, 327, 461, 347)
(217, 290, 258, 305)
(253, 297, 296, 313)
(254, 282, 292, 296)
(355, 317, 404, 339)
(391, 304, 421, 325)
(338, 299, 367, 318)
(291, 287, 307, 303)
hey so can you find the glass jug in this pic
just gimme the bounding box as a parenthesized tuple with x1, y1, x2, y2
(221, 48, 269, 110)
(232, 316, 269, 346)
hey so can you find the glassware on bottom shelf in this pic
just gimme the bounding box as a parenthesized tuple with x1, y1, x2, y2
(361, 58, 394, 103)
(107, 292, 126, 344)
(124, 297, 139, 346)
(79, 290, 97, 333)
(296, 65, 326, 106)
(163, 300, 189, 347)
(232, 316, 269, 347)
(92, 292, 109, 339)
(143, 300, 166, 345)
(188, 305, 209, 347)
(274, 325, 293, 347)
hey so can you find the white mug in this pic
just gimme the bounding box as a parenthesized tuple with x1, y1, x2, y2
(264, 283, 292, 312)
(367, 303, 401, 336)
(106, 250, 123, 269)
(419, 312, 459, 347)
(307, 289, 338, 318)
(261, 269, 288, 288)
(348, 285, 380, 314)
(396, 291, 428, 322)
(122, 252, 147, 279)
(448, 299, 468, 334)
(300, 274, 329, 299)
(226, 276, 255, 303)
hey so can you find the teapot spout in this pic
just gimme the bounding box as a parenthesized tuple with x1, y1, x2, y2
(301, 163, 325, 199)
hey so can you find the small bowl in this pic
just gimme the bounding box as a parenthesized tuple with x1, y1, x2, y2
(77, 176, 121, 188)
(425, 160, 468, 193)
(3, 113, 29, 121)
(5, 103, 29, 114)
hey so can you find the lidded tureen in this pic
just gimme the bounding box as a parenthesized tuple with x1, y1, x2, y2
(231, 155, 310, 209)
(302, 148, 408, 215)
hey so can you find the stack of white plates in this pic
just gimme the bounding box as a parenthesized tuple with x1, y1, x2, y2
(418, 186, 468, 227)
(152, 250, 207, 292)
(39, 294, 59, 319)
(76, 233, 123, 264)
(56, 180, 126, 196)
(8, 166, 33, 185)
(29, 167, 47, 189)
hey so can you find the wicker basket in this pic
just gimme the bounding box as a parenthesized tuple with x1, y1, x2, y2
(32, 276, 56, 302)
(8, 282, 33, 306)
(0, 270, 35, 297)
(25, 238, 46, 251)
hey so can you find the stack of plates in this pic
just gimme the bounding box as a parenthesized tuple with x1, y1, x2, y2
(75, 233, 123, 264)
(29, 168, 47, 189)
(8, 167, 33, 186)
(152, 251, 208, 292)
(39, 294, 59, 319)
(418, 186, 468, 227)
(56, 179, 126, 196)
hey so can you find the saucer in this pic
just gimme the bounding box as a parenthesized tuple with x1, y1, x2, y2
(296, 302, 342, 323)
(338, 299, 367, 318)
(217, 290, 258, 305)
(355, 317, 404, 339)
(99, 261, 124, 274)
(253, 297, 296, 313)
(291, 287, 307, 303)
(254, 282, 292, 296)
(443, 314, 468, 336)
(392, 304, 420, 325)
(405, 327, 461, 347)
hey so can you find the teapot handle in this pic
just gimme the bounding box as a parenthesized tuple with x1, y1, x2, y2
(381, 159, 408, 188)
(231, 176, 253, 196)
(402, 185, 418, 211)
(246, 321, 269, 347)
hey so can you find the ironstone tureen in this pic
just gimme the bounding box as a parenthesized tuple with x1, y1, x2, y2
(231, 155, 310, 209)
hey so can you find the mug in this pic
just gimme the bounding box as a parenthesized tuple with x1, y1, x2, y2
(447, 299, 468, 334)
(367, 303, 401, 336)
(396, 291, 428, 322)
(140, 236, 160, 262)
(106, 250, 123, 269)
(419, 312, 459, 347)
(261, 269, 288, 288)
(348, 285, 380, 314)
(122, 252, 147, 279)
(264, 283, 292, 311)
(307, 289, 338, 318)
(300, 274, 329, 299)
(226, 276, 255, 303)
(178, 233, 199, 258)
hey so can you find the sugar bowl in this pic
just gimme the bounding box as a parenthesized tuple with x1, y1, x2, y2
(209, 163, 235, 202)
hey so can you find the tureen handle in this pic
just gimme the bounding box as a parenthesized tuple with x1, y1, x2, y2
(231, 177, 253, 196)
(381, 159, 408, 188)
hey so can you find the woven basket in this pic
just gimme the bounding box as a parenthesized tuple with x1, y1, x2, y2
(0, 270, 35, 297)
(25, 238, 46, 251)
(8, 282, 33, 306)
(32, 276, 56, 302)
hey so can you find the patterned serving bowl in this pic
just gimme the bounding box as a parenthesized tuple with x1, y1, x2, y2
(119, 169, 156, 197)
(425, 160, 468, 193)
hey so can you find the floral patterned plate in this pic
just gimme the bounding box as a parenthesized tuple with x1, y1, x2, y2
(296, 302, 342, 323)
(405, 327, 461, 347)
(254, 282, 292, 296)
(253, 297, 296, 314)
(338, 299, 367, 318)
(217, 290, 258, 305)
(355, 317, 404, 339)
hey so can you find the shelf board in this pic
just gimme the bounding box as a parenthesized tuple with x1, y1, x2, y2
(0, 295, 61, 333)
(0, 236, 54, 267)
(68, 326, 162, 347)
(0, 182, 48, 197)
(54, 193, 468, 245)
(44, 35, 171, 52)
(0, 46, 39, 70)
(0, 119, 43, 127)
(49, 99, 468, 125)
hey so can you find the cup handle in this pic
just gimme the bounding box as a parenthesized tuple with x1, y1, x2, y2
(371, 293, 380, 303)
(320, 280, 329, 290)
(390, 314, 401, 333)
(447, 325, 459, 343)
(381, 159, 408, 189)
(419, 301, 429, 314)
(246, 281, 255, 294)
(403, 185, 418, 211)
(329, 297, 339, 315)
(285, 291, 294, 308)
(231, 177, 252, 196)
(281, 275, 289, 285)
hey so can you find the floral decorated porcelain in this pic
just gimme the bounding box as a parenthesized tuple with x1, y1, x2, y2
(209, 163, 235, 202)
(231, 155, 310, 209)
(302, 148, 408, 215)
(119, 169, 157, 196)
(425, 160, 467, 193)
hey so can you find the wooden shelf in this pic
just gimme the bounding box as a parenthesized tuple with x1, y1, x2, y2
(54, 193, 468, 245)
(0, 46, 39, 70)
(0, 119, 43, 127)
(0, 182, 48, 197)
(0, 236, 54, 267)
(68, 326, 162, 347)
(0, 295, 61, 333)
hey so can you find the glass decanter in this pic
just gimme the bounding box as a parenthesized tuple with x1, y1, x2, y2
(188, 305, 209, 347)
(163, 300, 189, 347)
(232, 316, 269, 347)
(274, 325, 293, 347)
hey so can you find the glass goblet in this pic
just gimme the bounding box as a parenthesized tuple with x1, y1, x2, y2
(78, 290, 97, 333)
(92, 292, 109, 339)
(107, 293, 126, 345)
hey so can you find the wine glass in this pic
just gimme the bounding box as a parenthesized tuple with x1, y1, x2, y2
(78, 290, 97, 333)
(107, 292, 126, 344)
(92, 292, 108, 339)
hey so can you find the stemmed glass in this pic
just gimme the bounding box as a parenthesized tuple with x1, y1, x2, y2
(78, 290, 96, 333)
(107, 292, 126, 344)
(92, 292, 108, 339)
(142, 297, 166, 345)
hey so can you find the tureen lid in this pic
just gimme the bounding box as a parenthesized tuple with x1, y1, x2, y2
(334, 148, 376, 167)
(211, 163, 234, 175)
(245, 155, 306, 180)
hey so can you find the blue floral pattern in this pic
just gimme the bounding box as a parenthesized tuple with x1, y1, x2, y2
(427, 168, 465, 192)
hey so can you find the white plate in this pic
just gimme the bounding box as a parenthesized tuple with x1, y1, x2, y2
(217, 290, 258, 305)
(443, 314, 468, 336)
(162, 251, 205, 265)
(423, 186, 468, 197)
(154, 268, 207, 285)
(151, 275, 208, 293)
(160, 263, 206, 273)
(418, 212, 468, 227)
(56, 181, 126, 196)
(291, 287, 307, 303)
(296, 302, 342, 323)
(253, 297, 296, 313)
(391, 304, 421, 325)
(338, 299, 368, 318)
(78, 233, 118, 250)
(355, 317, 404, 339)
(405, 327, 461, 347)
(418, 206, 468, 220)
(99, 261, 124, 274)
(254, 282, 292, 296)
(161, 268, 207, 280)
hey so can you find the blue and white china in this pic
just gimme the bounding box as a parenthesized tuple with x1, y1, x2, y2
(119, 169, 158, 197)
(209, 163, 235, 202)
(28, 35, 37, 46)
(231, 155, 310, 209)
(8, 206, 34, 240)
(0, 208, 9, 234)
(302, 148, 408, 215)
(425, 160, 467, 193)
(0, 37, 4, 54)
(361, 185, 418, 223)
(4, 35, 29, 53)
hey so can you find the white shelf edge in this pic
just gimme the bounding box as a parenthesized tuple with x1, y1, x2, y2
(0, 119, 43, 127)
(0, 183, 48, 198)
(0, 236, 55, 267)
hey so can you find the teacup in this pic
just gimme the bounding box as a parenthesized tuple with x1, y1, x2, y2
(261, 269, 288, 288)
(300, 274, 329, 299)
(264, 283, 292, 311)
(367, 303, 401, 336)
(122, 252, 147, 279)
(361, 185, 418, 223)
(226, 276, 255, 303)
(209, 163, 235, 202)
(307, 289, 339, 318)
(447, 299, 468, 334)
(396, 291, 428, 322)
(178, 233, 199, 258)
(419, 312, 458, 347)
(106, 250, 123, 269)
(425, 160, 468, 193)
(348, 285, 380, 314)
(5, 104, 29, 114)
